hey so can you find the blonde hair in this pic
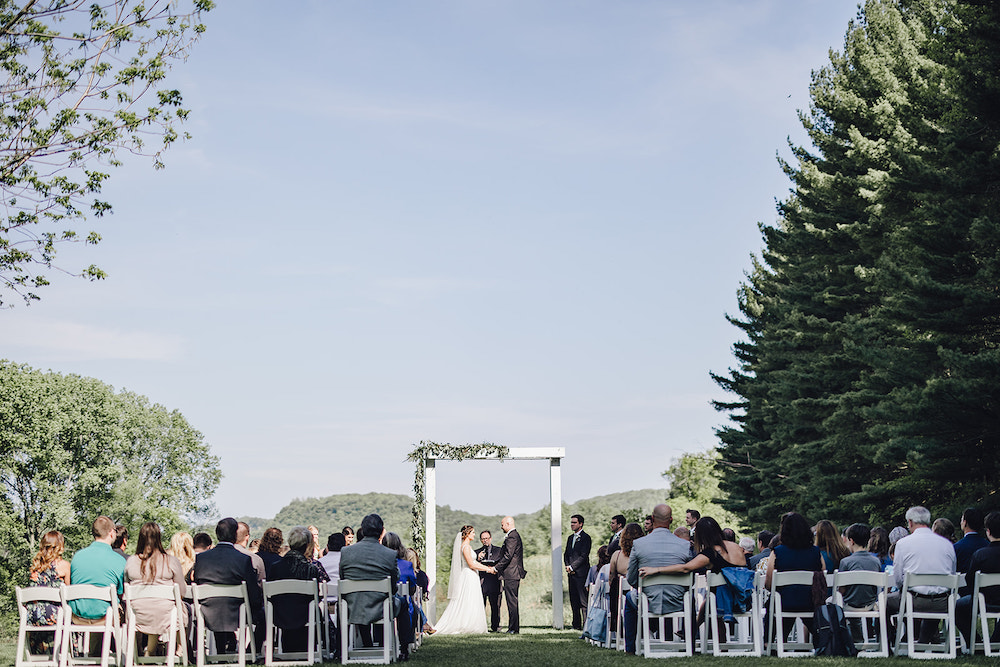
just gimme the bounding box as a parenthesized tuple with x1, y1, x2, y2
(169, 531, 195, 574)
(31, 531, 65, 575)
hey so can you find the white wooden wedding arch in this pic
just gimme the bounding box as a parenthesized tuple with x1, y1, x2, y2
(421, 447, 566, 629)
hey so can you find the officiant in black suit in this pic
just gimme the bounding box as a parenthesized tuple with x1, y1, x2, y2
(492, 516, 525, 634)
(475, 529, 502, 632)
(564, 514, 592, 631)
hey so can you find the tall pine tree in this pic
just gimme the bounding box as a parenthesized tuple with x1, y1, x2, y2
(714, 0, 999, 530)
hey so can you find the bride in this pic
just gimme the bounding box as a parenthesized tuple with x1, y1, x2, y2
(431, 525, 492, 635)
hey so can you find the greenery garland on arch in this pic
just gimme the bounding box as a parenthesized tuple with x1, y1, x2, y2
(407, 440, 509, 556)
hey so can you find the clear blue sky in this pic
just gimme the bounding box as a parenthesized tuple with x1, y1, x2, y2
(2, 1, 860, 521)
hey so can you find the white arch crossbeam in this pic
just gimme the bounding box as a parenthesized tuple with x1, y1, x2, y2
(423, 447, 566, 629)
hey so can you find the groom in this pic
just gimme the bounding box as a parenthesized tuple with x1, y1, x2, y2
(492, 516, 525, 634)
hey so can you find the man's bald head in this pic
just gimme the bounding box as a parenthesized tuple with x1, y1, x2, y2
(651, 504, 673, 529)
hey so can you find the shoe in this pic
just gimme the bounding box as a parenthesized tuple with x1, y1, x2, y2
(506, 629, 519, 634)
(422, 623, 436, 635)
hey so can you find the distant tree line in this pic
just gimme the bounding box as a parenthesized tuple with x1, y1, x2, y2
(714, 0, 1000, 531)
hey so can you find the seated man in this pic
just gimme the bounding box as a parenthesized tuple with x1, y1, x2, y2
(747, 530, 775, 569)
(956, 511, 1000, 648)
(192, 517, 265, 655)
(69, 515, 126, 655)
(838, 523, 882, 640)
(886, 506, 957, 645)
(339, 514, 413, 660)
(955, 508, 990, 593)
(623, 504, 693, 654)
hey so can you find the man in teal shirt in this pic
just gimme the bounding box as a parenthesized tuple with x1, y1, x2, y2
(69, 515, 125, 620)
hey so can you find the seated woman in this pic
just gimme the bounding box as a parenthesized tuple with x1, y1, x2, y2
(638, 516, 746, 631)
(382, 532, 420, 638)
(269, 526, 329, 653)
(404, 547, 434, 634)
(168, 531, 195, 583)
(257, 527, 284, 578)
(125, 522, 188, 657)
(25, 530, 71, 655)
(867, 527, 892, 571)
(608, 523, 644, 635)
(764, 512, 823, 639)
(814, 519, 849, 573)
(586, 545, 611, 590)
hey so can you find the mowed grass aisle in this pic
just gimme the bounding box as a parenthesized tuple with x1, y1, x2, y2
(403, 629, 1000, 666)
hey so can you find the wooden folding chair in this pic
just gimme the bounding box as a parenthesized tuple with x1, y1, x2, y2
(636, 573, 694, 658)
(338, 578, 395, 665)
(263, 579, 321, 666)
(123, 583, 187, 667)
(832, 569, 889, 657)
(59, 584, 121, 667)
(15, 586, 65, 667)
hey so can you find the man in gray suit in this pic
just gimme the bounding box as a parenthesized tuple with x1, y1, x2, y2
(339, 514, 413, 659)
(623, 504, 693, 654)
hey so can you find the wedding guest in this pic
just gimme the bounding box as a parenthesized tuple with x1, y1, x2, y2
(25, 530, 71, 654)
(838, 523, 881, 641)
(673, 527, 691, 541)
(192, 532, 213, 554)
(235, 522, 265, 586)
(643, 516, 653, 534)
(739, 537, 756, 556)
(169, 532, 195, 580)
(339, 514, 413, 660)
(623, 504, 693, 654)
(257, 527, 284, 577)
(192, 518, 265, 655)
(888, 526, 909, 546)
(955, 508, 990, 576)
(639, 516, 746, 632)
(932, 517, 956, 542)
(608, 515, 626, 556)
(125, 522, 187, 657)
(308, 525, 324, 557)
(722, 528, 737, 543)
(609, 522, 644, 634)
(956, 511, 1000, 648)
(867, 527, 892, 571)
(113, 524, 129, 559)
(404, 548, 434, 635)
(249, 539, 260, 553)
(342, 526, 355, 546)
(585, 546, 610, 589)
(815, 519, 849, 572)
(764, 512, 823, 640)
(748, 530, 775, 568)
(269, 526, 328, 653)
(69, 516, 126, 655)
(320, 533, 346, 583)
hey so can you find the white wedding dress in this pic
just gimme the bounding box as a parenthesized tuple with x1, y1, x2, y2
(432, 534, 489, 635)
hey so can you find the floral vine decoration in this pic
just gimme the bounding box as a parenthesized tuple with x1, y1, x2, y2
(407, 440, 509, 556)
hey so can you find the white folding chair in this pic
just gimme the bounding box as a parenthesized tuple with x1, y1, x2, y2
(893, 572, 960, 659)
(636, 573, 694, 658)
(615, 576, 631, 652)
(767, 570, 815, 657)
(190, 583, 256, 667)
(968, 571, 1000, 656)
(123, 583, 187, 667)
(705, 571, 764, 656)
(59, 584, 121, 667)
(16, 586, 65, 667)
(832, 569, 889, 657)
(263, 580, 321, 666)
(320, 581, 337, 661)
(338, 578, 395, 665)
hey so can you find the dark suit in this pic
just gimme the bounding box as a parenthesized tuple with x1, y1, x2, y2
(493, 529, 525, 633)
(957, 541, 1000, 646)
(564, 530, 592, 630)
(955, 532, 991, 581)
(192, 542, 265, 653)
(608, 531, 622, 557)
(476, 544, 502, 631)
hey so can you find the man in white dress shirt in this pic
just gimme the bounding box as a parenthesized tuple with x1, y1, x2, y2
(885, 506, 956, 645)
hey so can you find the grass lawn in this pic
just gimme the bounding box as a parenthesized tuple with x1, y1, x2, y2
(6, 630, 1000, 666)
